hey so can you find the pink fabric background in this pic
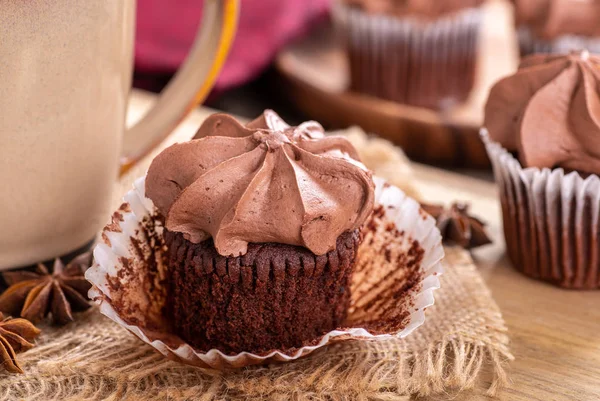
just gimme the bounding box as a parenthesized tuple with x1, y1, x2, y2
(135, 0, 330, 91)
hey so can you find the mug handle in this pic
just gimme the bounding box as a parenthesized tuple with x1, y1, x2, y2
(119, 0, 240, 175)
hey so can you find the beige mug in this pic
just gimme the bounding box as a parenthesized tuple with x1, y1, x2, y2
(0, 0, 239, 270)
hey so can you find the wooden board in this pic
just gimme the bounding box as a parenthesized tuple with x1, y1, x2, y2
(275, 0, 519, 168)
(129, 90, 600, 400)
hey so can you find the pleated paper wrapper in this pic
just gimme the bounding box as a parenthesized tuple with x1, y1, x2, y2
(85, 176, 444, 369)
(482, 130, 600, 289)
(517, 26, 600, 58)
(332, 2, 482, 109)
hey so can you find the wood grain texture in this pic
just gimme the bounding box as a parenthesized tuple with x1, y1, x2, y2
(128, 91, 600, 400)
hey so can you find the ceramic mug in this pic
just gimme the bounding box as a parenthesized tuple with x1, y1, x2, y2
(0, 0, 239, 269)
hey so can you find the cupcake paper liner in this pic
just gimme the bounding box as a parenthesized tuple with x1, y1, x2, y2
(333, 3, 482, 109)
(481, 129, 600, 289)
(517, 26, 600, 58)
(86, 176, 444, 369)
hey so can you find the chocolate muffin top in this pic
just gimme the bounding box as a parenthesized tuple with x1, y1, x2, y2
(146, 110, 375, 257)
(342, 0, 484, 18)
(512, 0, 600, 39)
(484, 51, 600, 175)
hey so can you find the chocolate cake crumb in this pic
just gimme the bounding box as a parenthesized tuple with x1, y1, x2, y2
(101, 232, 111, 247)
(105, 211, 170, 329)
(105, 214, 123, 233)
(352, 203, 425, 335)
(164, 229, 361, 355)
(384, 248, 392, 263)
(373, 205, 385, 219)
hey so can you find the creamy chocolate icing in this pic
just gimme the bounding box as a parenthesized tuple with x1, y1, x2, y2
(343, 0, 483, 17)
(484, 51, 600, 175)
(512, 0, 600, 39)
(146, 111, 375, 257)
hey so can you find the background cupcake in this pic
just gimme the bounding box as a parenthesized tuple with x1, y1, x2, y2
(512, 0, 600, 57)
(333, 0, 485, 110)
(145, 110, 375, 353)
(482, 51, 600, 289)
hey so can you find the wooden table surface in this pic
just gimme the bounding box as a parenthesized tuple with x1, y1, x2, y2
(128, 91, 600, 401)
(415, 166, 600, 401)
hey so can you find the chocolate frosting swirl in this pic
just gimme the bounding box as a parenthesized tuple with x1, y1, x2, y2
(512, 0, 600, 38)
(146, 111, 375, 257)
(484, 51, 600, 174)
(343, 0, 483, 18)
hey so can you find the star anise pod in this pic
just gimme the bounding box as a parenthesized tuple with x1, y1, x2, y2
(0, 252, 92, 325)
(0, 312, 40, 374)
(421, 202, 492, 250)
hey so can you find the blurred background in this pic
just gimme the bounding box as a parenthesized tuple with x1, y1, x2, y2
(134, 0, 330, 124)
(134, 0, 588, 171)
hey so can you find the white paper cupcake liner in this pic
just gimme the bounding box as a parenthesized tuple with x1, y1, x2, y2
(481, 129, 600, 289)
(517, 26, 600, 57)
(86, 176, 444, 369)
(332, 2, 482, 109)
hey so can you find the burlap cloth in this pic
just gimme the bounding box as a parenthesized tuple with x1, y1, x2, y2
(0, 126, 513, 400)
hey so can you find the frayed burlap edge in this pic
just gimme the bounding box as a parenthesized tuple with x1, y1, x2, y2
(1, 247, 513, 401)
(1, 336, 511, 401)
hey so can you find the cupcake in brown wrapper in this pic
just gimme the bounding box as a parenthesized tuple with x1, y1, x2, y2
(333, 0, 483, 110)
(144, 110, 376, 352)
(483, 52, 600, 289)
(86, 175, 443, 369)
(483, 132, 600, 289)
(165, 229, 360, 354)
(86, 110, 444, 369)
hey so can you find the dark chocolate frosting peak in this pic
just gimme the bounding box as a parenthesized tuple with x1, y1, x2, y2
(484, 51, 600, 174)
(146, 110, 375, 257)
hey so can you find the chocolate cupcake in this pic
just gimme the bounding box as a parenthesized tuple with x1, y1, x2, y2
(333, 0, 484, 110)
(512, 0, 600, 57)
(482, 51, 600, 289)
(145, 110, 375, 353)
